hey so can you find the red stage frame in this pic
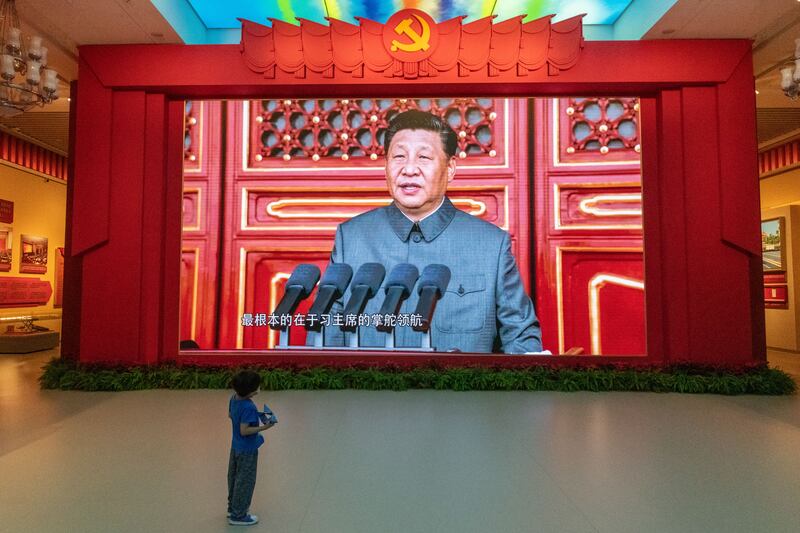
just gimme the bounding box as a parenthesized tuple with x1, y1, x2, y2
(63, 36, 763, 367)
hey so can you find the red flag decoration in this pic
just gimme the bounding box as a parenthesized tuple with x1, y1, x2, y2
(458, 16, 494, 77)
(329, 18, 364, 77)
(428, 16, 464, 72)
(239, 9, 584, 80)
(357, 17, 394, 76)
(270, 18, 305, 78)
(299, 19, 334, 78)
(548, 15, 585, 75)
(489, 16, 524, 76)
(239, 19, 276, 78)
(519, 15, 553, 75)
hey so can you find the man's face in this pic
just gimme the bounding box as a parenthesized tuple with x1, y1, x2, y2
(385, 128, 456, 219)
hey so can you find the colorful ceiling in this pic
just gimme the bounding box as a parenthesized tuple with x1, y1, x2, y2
(152, 0, 676, 43)
(186, 0, 635, 27)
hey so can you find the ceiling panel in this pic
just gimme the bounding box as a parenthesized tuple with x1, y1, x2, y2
(185, 0, 636, 27)
(0, 112, 69, 155)
(16, 0, 180, 71)
(643, 0, 798, 40)
(757, 108, 800, 145)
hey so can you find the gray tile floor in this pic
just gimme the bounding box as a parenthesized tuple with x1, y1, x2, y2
(1, 349, 799, 533)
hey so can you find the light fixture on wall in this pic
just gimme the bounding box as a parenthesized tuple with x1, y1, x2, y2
(0, 0, 58, 117)
(780, 38, 800, 100)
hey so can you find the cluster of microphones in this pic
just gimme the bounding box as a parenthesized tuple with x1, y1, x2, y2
(270, 262, 451, 351)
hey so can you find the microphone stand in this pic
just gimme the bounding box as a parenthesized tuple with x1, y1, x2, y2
(421, 329, 432, 350)
(345, 329, 360, 349)
(305, 328, 325, 348)
(383, 327, 396, 349)
(277, 327, 290, 349)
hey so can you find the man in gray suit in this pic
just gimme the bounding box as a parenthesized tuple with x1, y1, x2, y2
(322, 110, 542, 353)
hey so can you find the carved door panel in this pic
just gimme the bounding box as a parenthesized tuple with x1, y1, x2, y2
(180, 101, 223, 349)
(218, 97, 532, 349)
(533, 98, 645, 355)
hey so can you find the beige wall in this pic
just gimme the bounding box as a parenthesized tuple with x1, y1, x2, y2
(0, 162, 66, 333)
(760, 168, 800, 351)
(761, 167, 800, 210)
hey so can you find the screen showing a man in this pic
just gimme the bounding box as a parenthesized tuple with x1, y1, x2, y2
(321, 110, 542, 353)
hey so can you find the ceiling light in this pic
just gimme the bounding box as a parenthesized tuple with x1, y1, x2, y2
(780, 39, 800, 100)
(0, 0, 59, 117)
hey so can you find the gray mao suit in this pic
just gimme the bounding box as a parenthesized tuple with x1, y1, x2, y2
(320, 196, 542, 353)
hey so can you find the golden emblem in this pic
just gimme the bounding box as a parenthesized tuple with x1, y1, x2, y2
(391, 14, 431, 53)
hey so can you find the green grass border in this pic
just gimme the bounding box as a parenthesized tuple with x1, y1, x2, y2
(39, 358, 797, 395)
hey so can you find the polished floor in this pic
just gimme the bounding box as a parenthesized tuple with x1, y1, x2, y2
(1, 349, 799, 533)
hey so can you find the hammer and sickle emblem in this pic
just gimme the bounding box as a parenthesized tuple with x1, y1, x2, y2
(391, 14, 431, 52)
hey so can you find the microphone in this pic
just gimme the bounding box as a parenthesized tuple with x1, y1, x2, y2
(376, 263, 419, 333)
(305, 263, 353, 332)
(412, 264, 451, 332)
(340, 262, 385, 332)
(269, 263, 320, 329)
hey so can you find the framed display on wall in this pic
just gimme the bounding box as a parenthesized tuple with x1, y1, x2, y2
(761, 217, 786, 272)
(0, 226, 11, 272)
(20, 234, 48, 274)
(764, 284, 789, 309)
(0, 199, 12, 224)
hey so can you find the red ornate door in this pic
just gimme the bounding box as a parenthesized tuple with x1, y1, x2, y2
(533, 98, 645, 355)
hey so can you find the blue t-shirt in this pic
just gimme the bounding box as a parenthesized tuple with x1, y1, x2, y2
(229, 395, 264, 453)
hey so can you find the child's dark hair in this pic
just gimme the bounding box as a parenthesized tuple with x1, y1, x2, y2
(383, 110, 458, 158)
(231, 370, 261, 397)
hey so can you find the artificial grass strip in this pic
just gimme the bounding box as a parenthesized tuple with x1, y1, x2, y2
(39, 358, 797, 395)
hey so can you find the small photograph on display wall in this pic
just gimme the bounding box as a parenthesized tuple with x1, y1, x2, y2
(20, 234, 47, 274)
(762, 218, 786, 272)
(0, 226, 11, 272)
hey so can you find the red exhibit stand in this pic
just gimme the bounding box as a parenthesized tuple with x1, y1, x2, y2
(63, 11, 763, 367)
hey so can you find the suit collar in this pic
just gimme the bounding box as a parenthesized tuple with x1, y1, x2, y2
(386, 196, 456, 242)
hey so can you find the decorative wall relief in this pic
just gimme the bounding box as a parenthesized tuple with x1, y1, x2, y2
(240, 10, 584, 80)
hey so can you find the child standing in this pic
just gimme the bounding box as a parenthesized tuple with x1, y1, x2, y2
(227, 370, 275, 526)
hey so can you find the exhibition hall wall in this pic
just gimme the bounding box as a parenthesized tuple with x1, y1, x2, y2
(0, 163, 66, 333)
(761, 166, 800, 351)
